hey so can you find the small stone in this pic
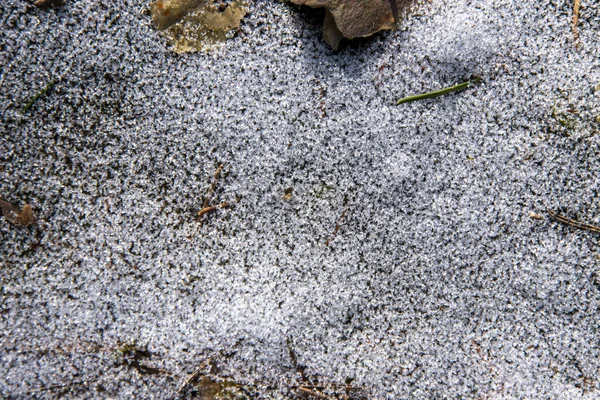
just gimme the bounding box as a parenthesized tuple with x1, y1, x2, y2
(290, 0, 416, 50)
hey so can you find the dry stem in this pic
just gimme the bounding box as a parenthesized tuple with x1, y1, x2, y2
(548, 209, 600, 234)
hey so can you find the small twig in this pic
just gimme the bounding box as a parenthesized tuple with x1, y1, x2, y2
(396, 80, 472, 105)
(21, 79, 57, 113)
(197, 201, 229, 219)
(203, 164, 224, 209)
(197, 164, 230, 225)
(325, 208, 347, 246)
(297, 386, 335, 399)
(176, 360, 210, 395)
(548, 209, 600, 234)
(287, 337, 308, 383)
(572, 0, 581, 46)
(23, 378, 101, 394)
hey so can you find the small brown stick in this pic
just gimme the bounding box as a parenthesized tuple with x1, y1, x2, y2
(297, 386, 335, 399)
(176, 360, 210, 395)
(548, 209, 600, 234)
(197, 201, 229, 219)
(23, 379, 101, 394)
(572, 0, 581, 46)
(203, 164, 224, 209)
(325, 208, 347, 246)
(529, 211, 543, 221)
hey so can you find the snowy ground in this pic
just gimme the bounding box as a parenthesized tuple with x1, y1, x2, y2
(1, 0, 600, 398)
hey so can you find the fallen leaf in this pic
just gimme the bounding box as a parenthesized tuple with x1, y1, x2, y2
(0, 199, 35, 227)
(149, 0, 248, 53)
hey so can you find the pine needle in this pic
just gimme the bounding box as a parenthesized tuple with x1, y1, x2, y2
(396, 80, 472, 105)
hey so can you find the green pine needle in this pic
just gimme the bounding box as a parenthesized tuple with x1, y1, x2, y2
(396, 80, 472, 105)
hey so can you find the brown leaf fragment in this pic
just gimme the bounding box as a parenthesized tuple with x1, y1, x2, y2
(0, 199, 35, 227)
(290, 0, 416, 50)
(149, 0, 248, 53)
(34, 0, 65, 8)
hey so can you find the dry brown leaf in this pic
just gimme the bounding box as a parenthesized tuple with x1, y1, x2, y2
(290, 0, 416, 50)
(0, 199, 35, 227)
(149, 0, 248, 53)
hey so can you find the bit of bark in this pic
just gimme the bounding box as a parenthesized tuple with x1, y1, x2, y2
(34, 0, 65, 8)
(282, 187, 293, 201)
(197, 201, 229, 218)
(290, 0, 416, 50)
(548, 209, 600, 234)
(572, 0, 581, 48)
(0, 199, 35, 227)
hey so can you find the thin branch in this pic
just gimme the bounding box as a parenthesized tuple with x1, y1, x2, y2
(547, 209, 600, 234)
(197, 201, 229, 219)
(203, 163, 224, 209)
(396, 80, 471, 105)
(572, 0, 581, 46)
(325, 208, 347, 246)
(297, 386, 335, 399)
(176, 360, 210, 395)
(22, 379, 101, 394)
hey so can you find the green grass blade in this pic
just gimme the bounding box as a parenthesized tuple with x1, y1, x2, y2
(396, 80, 471, 105)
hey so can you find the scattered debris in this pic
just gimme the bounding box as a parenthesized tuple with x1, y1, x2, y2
(297, 385, 333, 399)
(318, 83, 327, 118)
(325, 208, 347, 246)
(203, 163, 223, 208)
(21, 79, 56, 114)
(289, 0, 416, 50)
(22, 379, 102, 395)
(529, 211, 543, 220)
(176, 360, 210, 395)
(115, 341, 170, 376)
(294, 383, 367, 399)
(396, 80, 473, 105)
(572, 0, 581, 47)
(282, 187, 293, 201)
(197, 163, 231, 224)
(287, 337, 308, 383)
(197, 201, 229, 219)
(33, 0, 65, 8)
(0, 198, 35, 227)
(149, 0, 248, 53)
(548, 209, 600, 234)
